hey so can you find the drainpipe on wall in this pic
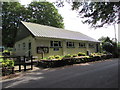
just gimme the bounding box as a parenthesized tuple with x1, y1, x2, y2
(86, 42, 90, 55)
(62, 40, 67, 56)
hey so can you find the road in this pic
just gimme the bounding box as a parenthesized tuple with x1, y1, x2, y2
(2, 58, 119, 88)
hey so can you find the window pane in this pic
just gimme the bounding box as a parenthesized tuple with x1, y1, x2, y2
(67, 42, 74, 47)
(50, 41, 61, 47)
(54, 43, 59, 46)
(59, 41, 61, 46)
(50, 41, 53, 47)
(79, 43, 86, 47)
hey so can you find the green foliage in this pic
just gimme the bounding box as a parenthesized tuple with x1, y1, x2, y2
(63, 54, 72, 58)
(98, 36, 108, 42)
(56, 1, 120, 28)
(2, 59, 14, 67)
(71, 2, 120, 28)
(2, 2, 29, 47)
(54, 55, 60, 59)
(99, 37, 119, 57)
(2, 2, 64, 47)
(89, 53, 106, 58)
(102, 42, 114, 53)
(3, 50, 9, 53)
(48, 56, 55, 60)
(72, 54, 78, 57)
(102, 51, 107, 54)
(0, 58, 3, 62)
(78, 52, 86, 56)
(0, 55, 3, 57)
(28, 2, 64, 29)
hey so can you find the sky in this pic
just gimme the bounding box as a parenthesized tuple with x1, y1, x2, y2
(19, 0, 119, 41)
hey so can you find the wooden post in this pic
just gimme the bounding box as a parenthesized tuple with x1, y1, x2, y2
(11, 67, 14, 74)
(31, 56, 33, 70)
(24, 56, 26, 71)
(41, 51, 44, 59)
(18, 56, 21, 72)
(2, 67, 6, 76)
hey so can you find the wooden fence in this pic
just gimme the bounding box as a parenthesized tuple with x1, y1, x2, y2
(1, 56, 36, 76)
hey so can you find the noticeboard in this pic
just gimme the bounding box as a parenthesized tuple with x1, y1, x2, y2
(37, 47, 49, 54)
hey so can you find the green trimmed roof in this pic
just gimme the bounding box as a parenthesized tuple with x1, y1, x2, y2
(21, 21, 99, 42)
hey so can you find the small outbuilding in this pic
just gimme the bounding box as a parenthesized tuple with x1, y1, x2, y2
(14, 21, 100, 58)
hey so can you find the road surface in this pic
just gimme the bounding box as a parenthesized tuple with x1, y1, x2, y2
(2, 58, 119, 88)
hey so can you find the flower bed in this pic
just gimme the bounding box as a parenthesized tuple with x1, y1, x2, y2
(37, 52, 113, 68)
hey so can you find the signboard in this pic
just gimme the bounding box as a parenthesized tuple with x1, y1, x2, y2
(37, 47, 49, 54)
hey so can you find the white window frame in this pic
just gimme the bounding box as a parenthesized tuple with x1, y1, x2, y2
(67, 42, 75, 48)
(50, 41, 61, 47)
(89, 43, 94, 48)
(79, 43, 86, 48)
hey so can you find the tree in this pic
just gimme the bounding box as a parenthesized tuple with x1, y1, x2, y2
(98, 36, 109, 42)
(27, 2, 64, 28)
(72, 2, 120, 28)
(2, 2, 64, 47)
(102, 37, 114, 53)
(55, 1, 120, 28)
(98, 36, 119, 57)
(2, 2, 29, 47)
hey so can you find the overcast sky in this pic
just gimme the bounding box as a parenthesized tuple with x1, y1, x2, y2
(19, 0, 119, 41)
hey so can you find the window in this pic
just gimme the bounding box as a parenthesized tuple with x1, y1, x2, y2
(79, 43, 86, 48)
(23, 43, 25, 50)
(67, 42, 75, 48)
(89, 43, 94, 48)
(50, 41, 61, 47)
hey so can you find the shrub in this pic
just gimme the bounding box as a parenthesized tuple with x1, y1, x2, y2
(64, 54, 72, 58)
(48, 56, 55, 60)
(78, 52, 86, 56)
(2, 59, 14, 67)
(72, 54, 78, 57)
(54, 55, 60, 59)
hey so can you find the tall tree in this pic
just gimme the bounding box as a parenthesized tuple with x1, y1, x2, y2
(2, 2, 64, 47)
(27, 2, 64, 28)
(2, 2, 29, 47)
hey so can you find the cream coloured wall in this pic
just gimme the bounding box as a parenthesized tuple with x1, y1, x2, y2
(35, 38, 63, 58)
(34, 37, 99, 58)
(62, 40, 87, 55)
(14, 36, 99, 58)
(14, 35, 36, 56)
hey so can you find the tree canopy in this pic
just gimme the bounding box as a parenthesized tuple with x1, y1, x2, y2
(2, 2, 28, 47)
(98, 36, 119, 57)
(55, 1, 120, 28)
(2, 2, 64, 47)
(27, 2, 64, 28)
(72, 2, 120, 28)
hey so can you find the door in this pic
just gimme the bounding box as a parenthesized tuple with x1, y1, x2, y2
(96, 44, 99, 52)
